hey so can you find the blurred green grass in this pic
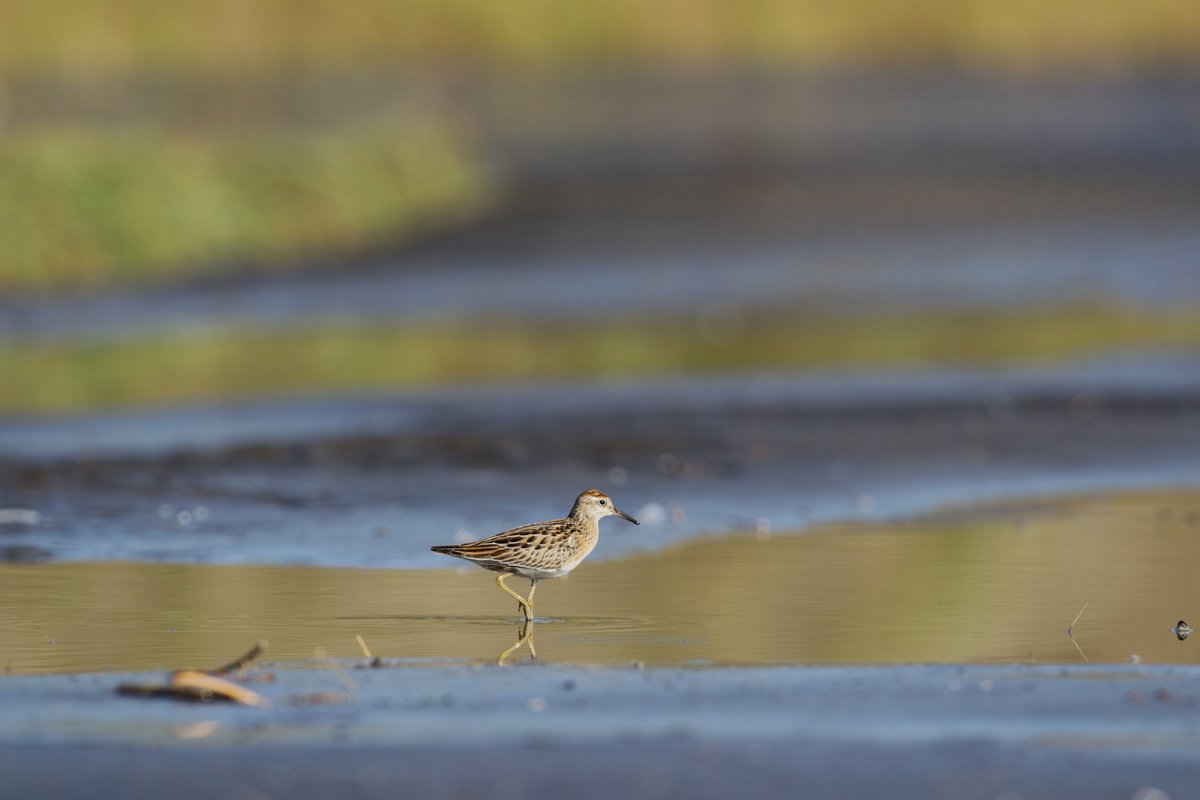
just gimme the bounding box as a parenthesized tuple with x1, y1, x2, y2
(3, 303, 1198, 413)
(0, 124, 491, 292)
(4, 0, 1199, 76)
(4, 0, 1199, 293)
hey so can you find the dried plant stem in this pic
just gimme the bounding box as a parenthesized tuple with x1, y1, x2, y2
(1066, 602, 1090, 663)
(1067, 602, 1089, 636)
(117, 640, 271, 706)
(212, 640, 268, 675)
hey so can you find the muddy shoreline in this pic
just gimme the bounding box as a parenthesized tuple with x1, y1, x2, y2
(4, 360, 1200, 567)
(3, 663, 1198, 799)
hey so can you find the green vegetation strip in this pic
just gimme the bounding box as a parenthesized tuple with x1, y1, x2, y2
(3, 304, 1198, 414)
(4, 0, 1199, 75)
(0, 124, 491, 293)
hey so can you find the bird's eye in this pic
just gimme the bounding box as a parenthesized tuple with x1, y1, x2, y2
(598, 499, 607, 505)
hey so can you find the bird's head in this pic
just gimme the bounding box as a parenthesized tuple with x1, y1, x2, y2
(571, 489, 639, 526)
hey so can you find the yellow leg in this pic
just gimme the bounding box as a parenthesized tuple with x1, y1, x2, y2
(496, 573, 533, 622)
(526, 579, 538, 621)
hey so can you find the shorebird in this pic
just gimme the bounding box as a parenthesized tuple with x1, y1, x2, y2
(431, 489, 638, 622)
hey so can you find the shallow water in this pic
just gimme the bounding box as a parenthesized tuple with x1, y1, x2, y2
(4, 489, 1197, 675)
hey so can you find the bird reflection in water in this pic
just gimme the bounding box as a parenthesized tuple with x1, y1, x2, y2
(497, 621, 537, 665)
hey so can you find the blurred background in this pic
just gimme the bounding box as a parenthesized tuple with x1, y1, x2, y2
(1, 0, 1199, 412)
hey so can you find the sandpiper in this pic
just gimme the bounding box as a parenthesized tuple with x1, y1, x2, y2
(431, 489, 638, 622)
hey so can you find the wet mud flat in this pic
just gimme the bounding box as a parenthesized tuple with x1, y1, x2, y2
(5, 492, 1200, 799)
(5, 368, 1200, 798)
(3, 663, 1199, 800)
(3, 361, 1200, 566)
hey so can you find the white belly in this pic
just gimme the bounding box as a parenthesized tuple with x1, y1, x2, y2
(510, 563, 575, 580)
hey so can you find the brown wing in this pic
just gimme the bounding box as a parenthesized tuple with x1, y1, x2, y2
(431, 519, 576, 570)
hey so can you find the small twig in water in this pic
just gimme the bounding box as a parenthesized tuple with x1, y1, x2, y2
(283, 648, 358, 705)
(117, 641, 271, 706)
(1066, 602, 1089, 663)
(355, 634, 384, 668)
(317, 647, 359, 697)
(1067, 602, 1089, 637)
(169, 670, 269, 707)
(211, 640, 268, 676)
